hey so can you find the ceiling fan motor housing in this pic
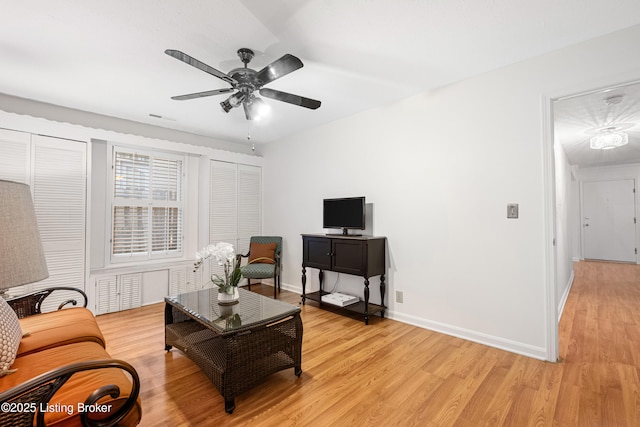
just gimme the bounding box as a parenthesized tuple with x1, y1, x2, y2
(229, 68, 257, 94)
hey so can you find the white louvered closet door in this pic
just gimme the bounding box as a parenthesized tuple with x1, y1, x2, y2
(237, 164, 261, 255)
(169, 266, 199, 295)
(119, 273, 142, 311)
(209, 160, 261, 283)
(30, 135, 87, 312)
(210, 160, 238, 282)
(169, 267, 186, 296)
(0, 128, 30, 184)
(96, 276, 118, 315)
(0, 131, 86, 307)
(0, 129, 32, 296)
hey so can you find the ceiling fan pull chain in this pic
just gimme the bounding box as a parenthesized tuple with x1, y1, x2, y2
(247, 122, 255, 151)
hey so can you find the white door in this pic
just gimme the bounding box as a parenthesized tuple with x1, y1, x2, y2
(582, 179, 636, 262)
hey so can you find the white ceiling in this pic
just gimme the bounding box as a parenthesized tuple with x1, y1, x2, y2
(554, 81, 640, 168)
(1, 0, 640, 147)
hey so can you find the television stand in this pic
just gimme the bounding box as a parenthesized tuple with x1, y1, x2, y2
(301, 234, 386, 325)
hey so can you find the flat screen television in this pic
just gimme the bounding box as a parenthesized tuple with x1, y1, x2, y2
(323, 196, 365, 235)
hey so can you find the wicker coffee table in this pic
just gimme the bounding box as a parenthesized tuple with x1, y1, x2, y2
(164, 288, 303, 414)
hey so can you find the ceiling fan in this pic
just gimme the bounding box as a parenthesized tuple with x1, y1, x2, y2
(165, 48, 321, 120)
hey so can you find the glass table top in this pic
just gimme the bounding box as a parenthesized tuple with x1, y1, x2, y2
(165, 287, 300, 334)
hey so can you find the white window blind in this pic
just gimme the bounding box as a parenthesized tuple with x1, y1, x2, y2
(112, 148, 184, 261)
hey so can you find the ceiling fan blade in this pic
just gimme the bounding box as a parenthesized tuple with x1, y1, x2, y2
(260, 88, 321, 110)
(171, 88, 234, 101)
(165, 49, 237, 86)
(255, 54, 303, 86)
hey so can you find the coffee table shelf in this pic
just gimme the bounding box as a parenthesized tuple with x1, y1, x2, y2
(164, 288, 303, 413)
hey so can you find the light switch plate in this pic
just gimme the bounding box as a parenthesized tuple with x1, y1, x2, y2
(507, 203, 519, 219)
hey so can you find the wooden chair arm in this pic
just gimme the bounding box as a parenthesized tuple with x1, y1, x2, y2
(6, 287, 88, 319)
(0, 359, 140, 427)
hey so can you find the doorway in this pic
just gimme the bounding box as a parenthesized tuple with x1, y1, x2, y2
(548, 79, 640, 362)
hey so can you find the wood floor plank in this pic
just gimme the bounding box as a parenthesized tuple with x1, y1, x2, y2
(94, 262, 640, 426)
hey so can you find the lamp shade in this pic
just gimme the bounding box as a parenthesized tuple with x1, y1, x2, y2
(0, 180, 49, 290)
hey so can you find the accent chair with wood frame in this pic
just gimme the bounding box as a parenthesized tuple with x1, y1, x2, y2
(237, 236, 282, 299)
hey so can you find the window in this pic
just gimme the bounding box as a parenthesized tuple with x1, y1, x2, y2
(111, 147, 184, 261)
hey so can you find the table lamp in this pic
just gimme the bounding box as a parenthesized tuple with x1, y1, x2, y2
(0, 180, 49, 296)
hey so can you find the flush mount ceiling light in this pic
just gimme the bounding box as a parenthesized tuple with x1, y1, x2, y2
(585, 94, 631, 150)
(589, 127, 629, 150)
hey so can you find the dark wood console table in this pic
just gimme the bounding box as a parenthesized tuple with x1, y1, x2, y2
(301, 234, 386, 325)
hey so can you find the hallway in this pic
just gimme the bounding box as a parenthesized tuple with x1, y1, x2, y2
(557, 260, 640, 424)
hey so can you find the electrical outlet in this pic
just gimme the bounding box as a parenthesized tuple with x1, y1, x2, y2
(507, 203, 519, 219)
(396, 290, 403, 303)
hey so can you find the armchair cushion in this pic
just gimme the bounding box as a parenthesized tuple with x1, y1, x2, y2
(0, 298, 21, 376)
(17, 307, 106, 357)
(241, 263, 276, 279)
(248, 242, 277, 265)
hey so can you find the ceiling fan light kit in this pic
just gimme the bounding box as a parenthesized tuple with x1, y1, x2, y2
(165, 48, 321, 121)
(220, 92, 246, 113)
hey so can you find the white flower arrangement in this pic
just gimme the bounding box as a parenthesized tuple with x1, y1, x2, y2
(194, 242, 242, 294)
(195, 242, 235, 267)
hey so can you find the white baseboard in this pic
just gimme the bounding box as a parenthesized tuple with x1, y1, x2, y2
(278, 280, 547, 360)
(280, 282, 302, 294)
(386, 311, 547, 360)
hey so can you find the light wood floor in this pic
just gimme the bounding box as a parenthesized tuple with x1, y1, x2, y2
(95, 261, 640, 426)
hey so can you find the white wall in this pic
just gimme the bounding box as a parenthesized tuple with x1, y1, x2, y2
(553, 139, 575, 317)
(262, 25, 640, 360)
(572, 178, 581, 261)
